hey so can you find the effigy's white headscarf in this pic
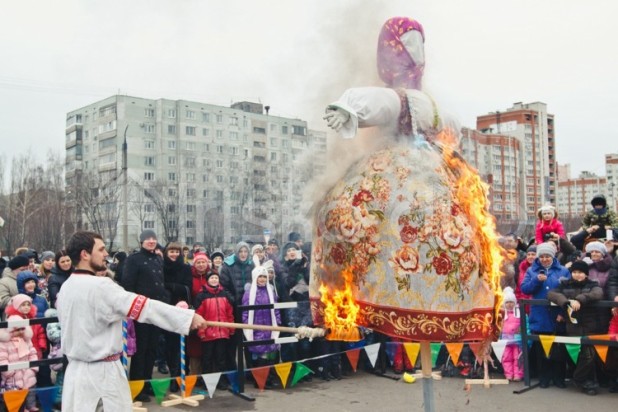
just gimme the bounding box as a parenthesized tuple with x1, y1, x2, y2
(244, 263, 279, 341)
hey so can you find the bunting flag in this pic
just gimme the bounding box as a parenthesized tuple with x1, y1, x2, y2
(565, 343, 581, 364)
(274, 362, 293, 388)
(291, 363, 313, 387)
(592, 336, 610, 363)
(403, 342, 421, 367)
(385, 342, 396, 366)
(430, 343, 442, 367)
(128, 380, 145, 401)
(202, 372, 221, 399)
(490, 340, 507, 363)
(181, 375, 199, 397)
(364, 343, 381, 368)
(346, 348, 361, 372)
(539, 335, 555, 358)
(468, 342, 483, 362)
(226, 371, 239, 393)
(445, 342, 464, 366)
(36, 386, 60, 412)
(251, 367, 271, 391)
(150, 378, 171, 404)
(2, 389, 28, 412)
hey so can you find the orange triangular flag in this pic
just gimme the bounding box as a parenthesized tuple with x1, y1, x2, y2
(128, 380, 145, 400)
(180, 374, 198, 397)
(3, 389, 28, 412)
(251, 366, 270, 391)
(539, 335, 555, 358)
(274, 362, 293, 388)
(468, 342, 483, 362)
(346, 348, 361, 372)
(594, 345, 609, 363)
(445, 342, 464, 366)
(403, 342, 421, 367)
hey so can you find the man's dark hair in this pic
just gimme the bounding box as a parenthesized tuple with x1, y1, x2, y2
(66, 231, 103, 265)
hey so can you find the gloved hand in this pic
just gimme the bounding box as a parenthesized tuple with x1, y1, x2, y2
(323, 107, 350, 131)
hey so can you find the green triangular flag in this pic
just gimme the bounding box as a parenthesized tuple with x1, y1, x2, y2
(291, 363, 313, 387)
(565, 343, 581, 364)
(150, 378, 171, 404)
(430, 343, 441, 367)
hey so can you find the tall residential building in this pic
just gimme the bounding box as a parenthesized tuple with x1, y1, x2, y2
(476, 102, 556, 221)
(65, 95, 327, 250)
(460, 128, 522, 222)
(557, 163, 571, 182)
(606, 154, 618, 212)
(556, 172, 607, 219)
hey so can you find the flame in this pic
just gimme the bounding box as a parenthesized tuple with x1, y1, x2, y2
(438, 129, 504, 336)
(319, 265, 362, 341)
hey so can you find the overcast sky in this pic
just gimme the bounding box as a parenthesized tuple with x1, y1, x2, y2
(1, 0, 616, 178)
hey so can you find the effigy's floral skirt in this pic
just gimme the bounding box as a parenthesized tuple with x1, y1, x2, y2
(310, 144, 499, 342)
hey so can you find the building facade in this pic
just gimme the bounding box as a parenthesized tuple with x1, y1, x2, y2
(65, 95, 327, 250)
(556, 173, 607, 221)
(476, 102, 556, 221)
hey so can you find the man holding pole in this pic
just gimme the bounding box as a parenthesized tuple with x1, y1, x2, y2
(56, 231, 208, 411)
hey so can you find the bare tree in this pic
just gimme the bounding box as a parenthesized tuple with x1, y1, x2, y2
(142, 179, 183, 244)
(79, 171, 122, 251)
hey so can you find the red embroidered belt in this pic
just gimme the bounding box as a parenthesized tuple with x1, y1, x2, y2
(97, 352, 122, 362)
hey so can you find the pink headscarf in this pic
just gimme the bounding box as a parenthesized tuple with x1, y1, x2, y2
(377, 17, 425, 89)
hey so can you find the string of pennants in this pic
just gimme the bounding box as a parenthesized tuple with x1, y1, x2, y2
(1, 335, 616, 410)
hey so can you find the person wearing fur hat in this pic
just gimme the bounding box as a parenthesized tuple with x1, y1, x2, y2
(242, 266, 281, 389)
(500, 287, 523, 381)
(194, 270, 234, 387)
(535, 205, 565, 245)
(548, 260, 604, 395)
(0, 314, 39, 410)
(209, 249, 225, 273)
(521, 242, 571, 388)
(571, 194, 618, 251)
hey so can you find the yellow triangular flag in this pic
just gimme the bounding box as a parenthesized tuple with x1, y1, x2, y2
(3, 389, 28, 412)
(128, 380, 145, 400)
(445, 343, 464, 366)
(274, 362, 293, 388)
(539, 335, 555, 358)
(594, 344, 609, 363)
(403, 342, 421, 366)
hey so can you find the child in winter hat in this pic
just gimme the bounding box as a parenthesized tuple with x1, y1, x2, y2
(500, 287, 523, 381)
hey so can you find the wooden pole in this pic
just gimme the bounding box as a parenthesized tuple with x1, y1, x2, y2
(419, 341, 435, 412)
(203, 320, 326, 338)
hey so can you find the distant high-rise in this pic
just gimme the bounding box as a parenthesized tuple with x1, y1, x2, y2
(476, 102, 556, 221)
(65, 95, 327, 250)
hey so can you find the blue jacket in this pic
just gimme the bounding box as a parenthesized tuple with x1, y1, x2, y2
(521, 258, 570, 333)
(16, 271, 49, 318)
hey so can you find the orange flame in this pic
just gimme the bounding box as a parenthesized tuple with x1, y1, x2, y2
(438, 129, 504, 335)
(319, 265, 362, 341)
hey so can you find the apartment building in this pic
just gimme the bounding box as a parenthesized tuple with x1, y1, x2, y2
(65, 95, 327, 250)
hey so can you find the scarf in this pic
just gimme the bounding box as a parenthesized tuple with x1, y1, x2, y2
(244, 267, 279, 341)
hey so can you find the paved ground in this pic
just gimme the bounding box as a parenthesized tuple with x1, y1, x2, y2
(143, 371, 617, 412)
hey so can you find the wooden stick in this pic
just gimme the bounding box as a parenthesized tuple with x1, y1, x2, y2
(203, 320, 326, 338)
(419, 341, 435, 412)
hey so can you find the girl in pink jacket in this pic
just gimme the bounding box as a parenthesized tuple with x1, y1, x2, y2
(0, 315, 39, 411)
(500, 287, 523, 381)
(535, 205, 565, 244)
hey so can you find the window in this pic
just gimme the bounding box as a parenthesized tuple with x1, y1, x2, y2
(282, 139, 289, 148)
(216, 160, 223, 168)
(202, 112, 210, 122)
(145, 124, 155, 133)
(216, 114, 223, 124)
(202, 128, 210, 137)
(216, 175, 224, 183)
(186, 237, 194, 245)
(186, 220, 195, 229)
(168, 109, 176, 118)
(186, 110, 195, 119)
(144, 221, 155, 229)
(168, 125, 176, 134)
(144, 204, 154, 213)
(168, 172, 176, 181)
(231, 206, 240, 214)
(144, 172, 155, 181)
(203, 159, 210, 167)
(186, 126, 196, 136)
(216, 145, 224, 153)
(203, 144, 210, 152)
(168, 220, 177, 229)
(253, 127, 266, 134)
(270, 138, 277, 147)
(186, 173, 195, 182)
(282, 125, 288, 134)
(187, 205, 196, 213)
(230, 176, 238, 184)
(144, 140, 155, 149)
(216, 130, 224, 139)
(168, 156, 176, 165)
(202, 174, 208, 182)
(185, 141, 196, 150)
(229, 117, 238, 126)
(168, 140, 176, 149)
(270, 152, 277, 161)
(168, 188, 177, 197)
(168, 204, 176, 213)
(231, 147, 239, 155)
(144, 156, 155, 166)
(187, 188, 196, 198)
(145, 108, 155, 117)
(202, 190, 209, 198)
(184, 157, 196, 167)
(229, 131, 238, 140)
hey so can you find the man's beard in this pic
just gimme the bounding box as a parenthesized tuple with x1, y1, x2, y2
(91, 262, 107, 272)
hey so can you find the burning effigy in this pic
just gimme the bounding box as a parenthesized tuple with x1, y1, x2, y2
(310, 17, 504, 345)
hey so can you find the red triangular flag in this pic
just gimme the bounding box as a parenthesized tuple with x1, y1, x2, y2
(468, 342, 483, 362)
(251, 367, 271, 391)
(346, 348, 361, 372)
